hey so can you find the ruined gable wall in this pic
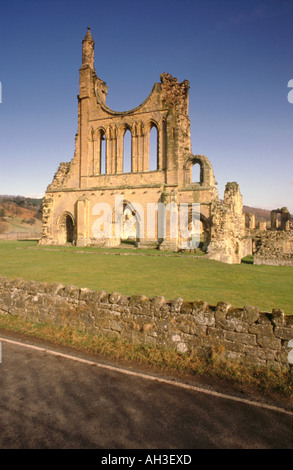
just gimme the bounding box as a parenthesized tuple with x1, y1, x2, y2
(47, 162, 71, 191)
(41, 30, 219, 251)
(79, 72, 191, 190)
(41, 29, 248, 261)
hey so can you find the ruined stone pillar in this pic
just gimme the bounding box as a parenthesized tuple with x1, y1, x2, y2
(244, 212, 255, 229)
(91, 135, 97, 175)
(258, 221, 267, 231)
(143, 130, 149, 171)
(116, 133, 124, 173)
(137, 131, 144, 172)
(158, 124, 164, 171)
(132, 133, 138, 173)
(271, 210, 277, 230)
(106, 135, 112, 175)
(111, 127, 117, 174)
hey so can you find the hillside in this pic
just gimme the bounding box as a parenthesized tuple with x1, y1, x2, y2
(0, 195, 42, 234)
(242, 205, 271, 223)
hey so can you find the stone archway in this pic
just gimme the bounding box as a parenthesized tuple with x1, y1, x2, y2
(179, 208, 211, 252)
(58, 212, 76, 245)
(112, 199, 143, 246)
(122, 205, 137, 242)
(66, 214, 75, 243)
(183, 154, 217, 190)
(199, 214, 211, 252)
(187, 209, 211, 252)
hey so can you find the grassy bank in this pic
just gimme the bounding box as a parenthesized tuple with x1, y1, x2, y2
(0, 313, 292, 398)
(0, 240, 292, 313)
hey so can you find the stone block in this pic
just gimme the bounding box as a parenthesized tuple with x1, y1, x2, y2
(178, 322, 190, 334)
(274, 327, 293, 341)
(249, 323, 274, 336)
(62, 284, 80, 300)
(207, 327, 224, 340)
(109, 292, 121, 304)
(79, 287, 93, 300)
(192, 301, 210, 314)
(193, 309, 215, 327)
(189, 323, 207, 337)
(243, 344, 275, 361)
(285, 316, 293, 327)
(91, 290, 108, 303)
(243, 305, 260, 323)
(256, 335, 281, 350)
(170, 297, 183, 313)
(110, 320, 122, 332)
(271, 309, 285, 326)
(222, 340, 245, 353)
(180, 302, 193, 315)
(224, 330, 256, 346)
(176, 342, 188, 353)
(151, 296, 166, 310)
(215, 301, 231, 313)
(45, 282, 64, 295)
(223, 308, 248, 332)
(214, 302, 230, 327)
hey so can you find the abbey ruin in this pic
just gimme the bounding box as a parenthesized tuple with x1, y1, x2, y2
(40, 28, 293, 265)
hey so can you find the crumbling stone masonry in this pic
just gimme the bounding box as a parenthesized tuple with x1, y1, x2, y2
(0, 276, 292, 370)
(39, 28, 251, 264)
(40, 28, 293, 266)
(243, 206, 293, 266)
(206, 182, 252, 264)
(253, 229, 293, 266)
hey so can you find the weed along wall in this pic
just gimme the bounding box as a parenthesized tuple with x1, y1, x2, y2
(0, 275, 293, 371)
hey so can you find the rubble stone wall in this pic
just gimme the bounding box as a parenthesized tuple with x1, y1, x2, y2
(0, 276, 292, 370)
(253, 230, 293, 266)
(207, 182, 252, 264)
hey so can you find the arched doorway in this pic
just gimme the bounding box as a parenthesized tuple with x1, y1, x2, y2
(113, 200, 142, 246)
(199, 215, 211, 252)
(181, 209, 210, 252)
(122, 205, 137, 243)
(66, 214, 75, 243)
(58, 212, 76, 245)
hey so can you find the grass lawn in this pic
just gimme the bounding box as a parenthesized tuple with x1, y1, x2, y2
(0, 240, 292, 314)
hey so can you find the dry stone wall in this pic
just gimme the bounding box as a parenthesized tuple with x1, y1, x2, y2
(0, 276, 292, 370)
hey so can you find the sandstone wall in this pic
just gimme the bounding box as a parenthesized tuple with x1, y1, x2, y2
(207, 182, 252, 264)
(40, 29, 221, 257)
(253, 230, 293, 266)
(0, 276, 292, 371)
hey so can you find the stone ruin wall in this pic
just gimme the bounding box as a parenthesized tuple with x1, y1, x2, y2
(0, 276, 292, 371)
(39, 28, 293, 267)
(39, 28, 252, 264)
(206, 182, 251, 264)
(243, 206, 293, 266)
(253, 230, 293, 266)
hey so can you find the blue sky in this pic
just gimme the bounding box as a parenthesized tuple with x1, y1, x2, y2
(0, 0, 293, 211)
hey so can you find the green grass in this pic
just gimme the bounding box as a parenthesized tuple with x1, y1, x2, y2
(0, 240, 293, 313)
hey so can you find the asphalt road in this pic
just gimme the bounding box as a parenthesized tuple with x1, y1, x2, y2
(0, 333, 293, 450)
